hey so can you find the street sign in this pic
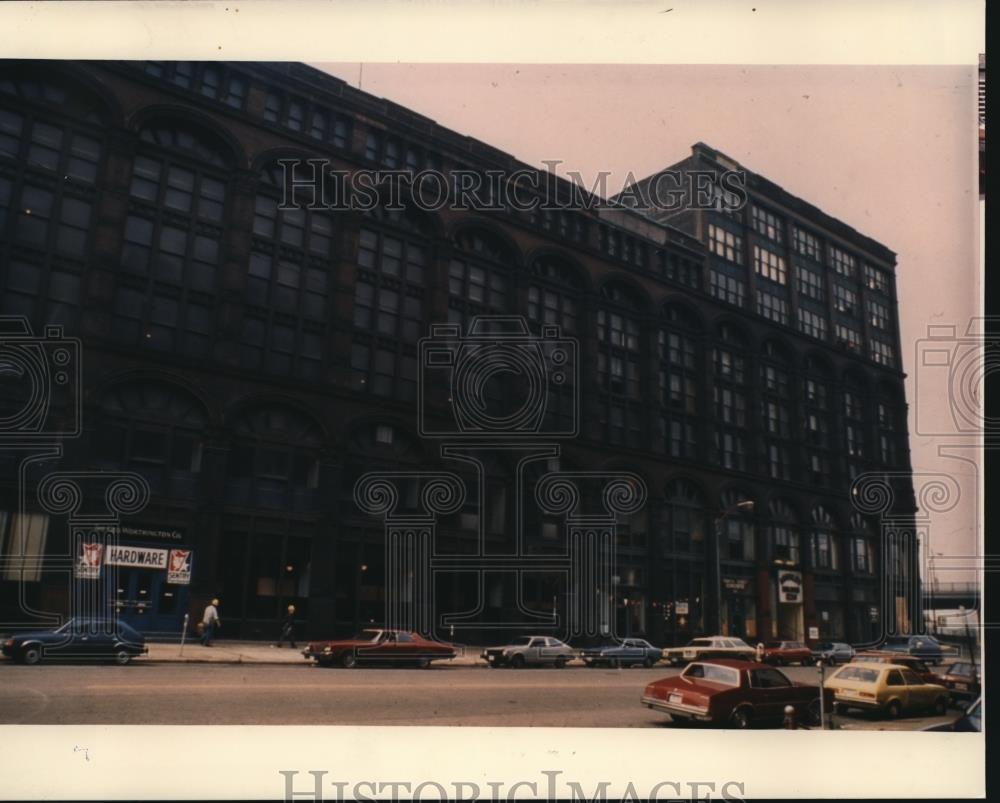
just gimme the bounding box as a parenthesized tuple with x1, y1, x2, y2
(869, 606, 880, 622)
(808, 626, 819, 639)
(675, 601, 689, 615)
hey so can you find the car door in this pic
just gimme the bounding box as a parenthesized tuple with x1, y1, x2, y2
(748, 667, 793, 722)
(529, 637, 549, 664)
(884, 669, 908, 710)
(901, 668, 934, 710)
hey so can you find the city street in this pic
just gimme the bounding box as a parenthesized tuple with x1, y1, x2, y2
(0, 661, 962, 729)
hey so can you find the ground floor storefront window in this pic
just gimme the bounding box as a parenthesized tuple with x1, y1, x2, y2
(720, 574, 756, 640)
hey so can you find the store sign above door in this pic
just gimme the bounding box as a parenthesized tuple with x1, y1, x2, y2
(778, 570, 803, 604)
(105, 545, 168, 569)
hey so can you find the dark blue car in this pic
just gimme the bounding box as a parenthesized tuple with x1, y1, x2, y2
(579, 637, 661, 668)
(879, 634, 945, 664)
(1, 618, 147, 665)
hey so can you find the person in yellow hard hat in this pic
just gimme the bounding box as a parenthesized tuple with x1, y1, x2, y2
(200, 598, 220, 646)
(276, 603, 297, 648)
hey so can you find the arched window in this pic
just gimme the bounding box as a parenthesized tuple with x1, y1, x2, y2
(803, 355, 834, 486)
(597, 280, 645, 448)
(224, 404, 323, 512)
(95, 380, 208, 496)
(843, 373, 869, 480)
(767, 498, 800, 565)
(114, 118, 233, 353)
(241, 160, 336, 379)
(848, 512, 877, 576)
(720, 488, 756, 561)
(760, 340, 794, 482)
(350, 205, 432, 402)
(713, 323, 750, 471)
(658, 304, 702, 459)
(810, 505, 840, 571)
(660, 479, 706, 555)
(0, 69, 108, 330)
(447, 228, 512, 330)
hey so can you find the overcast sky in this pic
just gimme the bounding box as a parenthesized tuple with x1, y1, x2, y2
(314, 63, 981, 583)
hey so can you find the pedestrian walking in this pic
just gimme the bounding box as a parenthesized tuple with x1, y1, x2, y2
(200, 598, 220, 646)
(276, 604, 297, 648)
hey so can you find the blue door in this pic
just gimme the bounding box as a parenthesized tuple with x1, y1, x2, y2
(112, 567, 190, 636)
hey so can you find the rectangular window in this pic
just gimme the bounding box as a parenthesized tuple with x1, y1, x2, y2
(864, 263, 890, 294)
(756, 289, 789, 324)
(829, 245, 857, 278)
(754, 245, 787, 284)
(870, 339, 896, 367)
(751, 204, 783, 243)
(868, 298, 890, 330)
(793, 226, 821, 260)
(796, 264, 825, 301)
(833, 283, 858, 316)
(708, 224, 743, 264)
(835, 323, 863, 353)
(797, 307, 827, 339)
(709, 270, 745, 306)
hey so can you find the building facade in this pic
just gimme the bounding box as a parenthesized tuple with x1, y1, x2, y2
(0, 60, 919, 645)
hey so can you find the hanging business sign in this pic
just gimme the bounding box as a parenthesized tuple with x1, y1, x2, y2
(167, 549, 193, 585)
(75, 542, 104, 579)
(675, 601, 689, 615)
(777, 570, 803, 603)
(105, 545, 168, 569)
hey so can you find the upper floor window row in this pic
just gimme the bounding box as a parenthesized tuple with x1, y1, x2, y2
(264, 90, 351, 149)
(141, 62, 249, 110)
(751, 203, 783, 244)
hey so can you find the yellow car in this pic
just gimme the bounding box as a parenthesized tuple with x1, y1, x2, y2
(824, 661, 949, 719)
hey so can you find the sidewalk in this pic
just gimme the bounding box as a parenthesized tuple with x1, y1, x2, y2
(144, 641, 484, 666)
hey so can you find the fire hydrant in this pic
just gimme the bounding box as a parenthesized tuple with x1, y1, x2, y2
(783, 704, 797, 729)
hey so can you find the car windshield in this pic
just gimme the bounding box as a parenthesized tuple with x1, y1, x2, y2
(508, 637, 533, 646)
(684, 663, 740, 687)
(358, 630, 383, 642)
(836, 666, 880, 683)
(688, 639, 714, 647)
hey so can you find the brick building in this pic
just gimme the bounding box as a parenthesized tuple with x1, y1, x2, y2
(0, 60, 919, 644)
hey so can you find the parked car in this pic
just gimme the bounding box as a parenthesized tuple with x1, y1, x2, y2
(824, 661, 949, 719)
(662, 636, 756, 666)
(641, 659, 832, 729)
(851, 651, 943, 684)
(810, 641, 855, 665)
(878, 634, 945, 664)
(937, 661, 981, 703)
(1, 618, 147, 665)
(303, 629, 456, 668)
(761, 641, 812, 666)
(580, 637, 661, 668)
(481, 636, 576, 668)
(922, 697, 981, 732)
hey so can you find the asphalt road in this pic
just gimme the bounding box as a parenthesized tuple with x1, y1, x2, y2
(0, 661, 963, 729)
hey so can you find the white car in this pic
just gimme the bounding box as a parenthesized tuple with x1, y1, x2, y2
(481, 636, 576, 668)
(662, 636, 756, 666)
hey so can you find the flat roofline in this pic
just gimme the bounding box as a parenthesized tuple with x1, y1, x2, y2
(685, 142, 897, 265)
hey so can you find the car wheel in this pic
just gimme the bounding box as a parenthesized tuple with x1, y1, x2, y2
(728, 707, 753, 730)
(611, 658, 622, 669)
(417, 658, 431, 669)
(340, 652, 357, 669)
(933, 697, 947, 715)
(21, 646, 41, 666)
(554, 658, 567, 669)
(885, 700, 902, 719)
(643, 657, 655, 668)
(805, 699, 823, 727)
(833, 703, 848, 715)
(113, 649, 131, 666)
(511, 654, 526, 669)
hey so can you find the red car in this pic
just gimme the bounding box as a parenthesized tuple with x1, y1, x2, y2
(762, 641, 812, 666)
(852, 651, 943, 685)
(303, 628, 457, 668)
(641, 659, 833, 729)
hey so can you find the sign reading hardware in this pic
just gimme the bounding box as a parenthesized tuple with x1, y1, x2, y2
(105, 545, 168, 569)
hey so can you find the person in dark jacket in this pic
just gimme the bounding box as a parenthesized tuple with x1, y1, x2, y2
(276, 604, 297, 648)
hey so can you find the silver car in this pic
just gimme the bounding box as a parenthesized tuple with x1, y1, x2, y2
(481, 636, 576, 668)
(811, 641, 855, 665)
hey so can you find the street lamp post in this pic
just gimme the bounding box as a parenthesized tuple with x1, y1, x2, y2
(714, 500, 755, 634)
